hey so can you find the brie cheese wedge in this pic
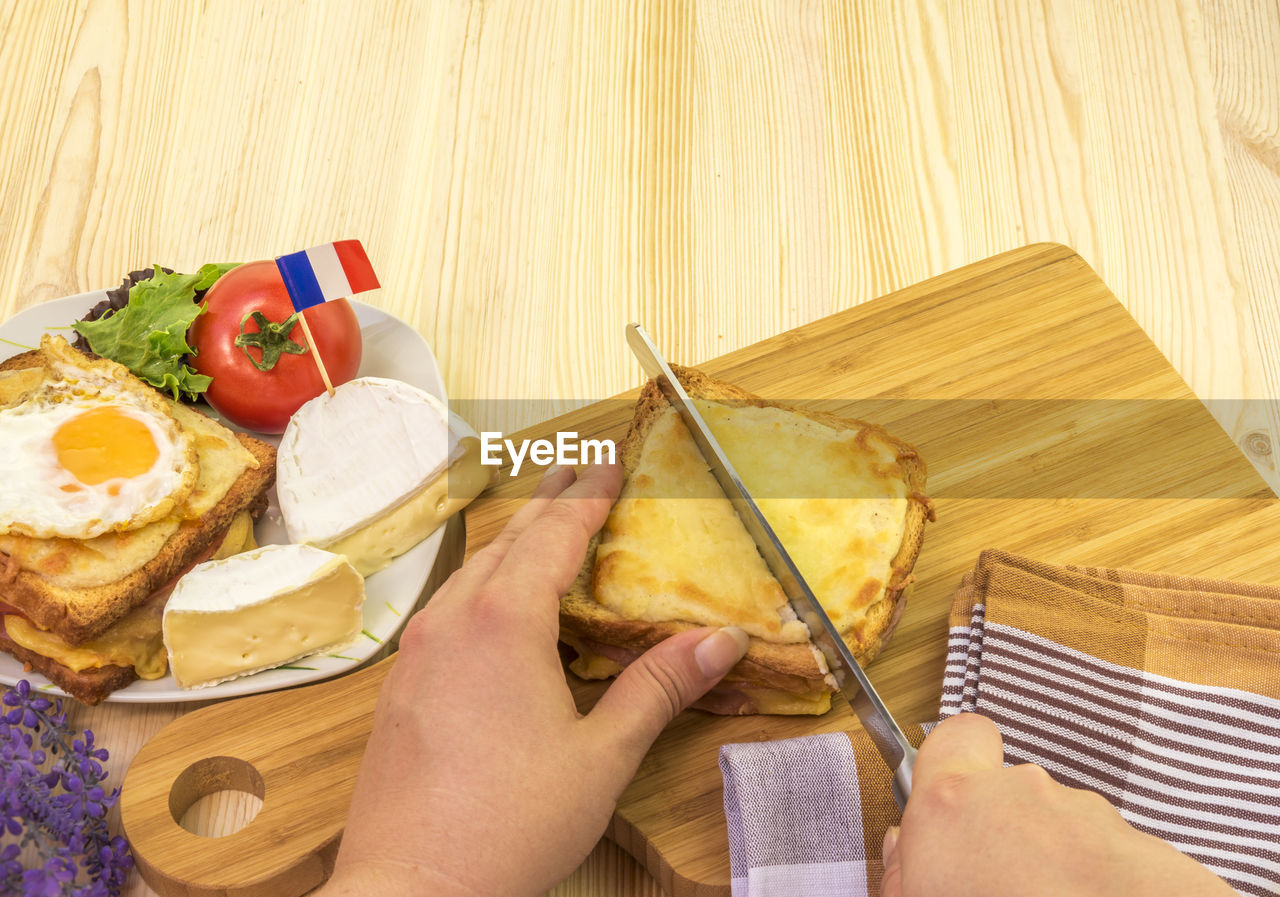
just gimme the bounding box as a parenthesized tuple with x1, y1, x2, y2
(275, 377, 492, 575)
(162, 543, 365, 689)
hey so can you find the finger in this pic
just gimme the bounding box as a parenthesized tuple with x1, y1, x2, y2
(530, 464, 580, 498)
(880, 826, 902, 897)
(483, 460, 622, 614)
(912, 712, 1004, 793)
(586, 627, 749, 762)
(436, 464, 580, 600)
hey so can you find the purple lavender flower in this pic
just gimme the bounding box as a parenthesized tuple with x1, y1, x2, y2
(0, 681, 133, 896)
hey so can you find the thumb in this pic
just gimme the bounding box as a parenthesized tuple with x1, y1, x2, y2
(880, 826, 902, 897)
(913, 712, 1004, 792)
(587, 627, 749, 758)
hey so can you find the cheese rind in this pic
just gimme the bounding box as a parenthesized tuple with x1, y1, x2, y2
(162, 544, 365, 689)
(276, 377, 478, 548)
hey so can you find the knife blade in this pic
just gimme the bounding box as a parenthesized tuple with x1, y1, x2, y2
(625, 323, 917, 809)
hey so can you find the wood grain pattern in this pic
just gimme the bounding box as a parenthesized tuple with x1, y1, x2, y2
(117, 245, 1277, 896)
(0, 2, 1277, 896)
(121, 657, 393, 897)
(1202, 0, 1280, 470)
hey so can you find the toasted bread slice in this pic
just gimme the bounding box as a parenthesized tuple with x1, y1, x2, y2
(0, 627, 136, 705)
(560, 366, 930, 715)
(0, 505, 263, 705)
(0, 433, 274, 644)
(0, 346, 277, 645)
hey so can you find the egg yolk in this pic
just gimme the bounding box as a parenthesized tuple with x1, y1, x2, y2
(53, 407, 159, 486)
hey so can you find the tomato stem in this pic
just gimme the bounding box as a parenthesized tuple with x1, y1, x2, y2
(234, 310, 310, 371)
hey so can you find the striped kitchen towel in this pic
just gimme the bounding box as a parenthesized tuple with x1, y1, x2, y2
(943, 550, 1280, 896)
(720, 727, 928, 897)
(720, 550, 1280, 897)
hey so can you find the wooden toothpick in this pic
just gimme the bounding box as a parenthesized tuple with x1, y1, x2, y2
(296, 312, 335, 396)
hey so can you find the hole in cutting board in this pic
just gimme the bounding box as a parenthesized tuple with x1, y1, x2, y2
(170, 756, 265, 838)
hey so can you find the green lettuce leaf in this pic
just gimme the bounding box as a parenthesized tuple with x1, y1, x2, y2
(72, 262, 238, 399)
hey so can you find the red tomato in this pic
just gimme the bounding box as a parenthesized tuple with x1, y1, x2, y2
(189, 260, 362, 433)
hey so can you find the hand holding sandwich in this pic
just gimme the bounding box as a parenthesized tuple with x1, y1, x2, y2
(880, 713, 1237, 897)
(321, 462, 750, 897)
(319, 462, 1233, 897)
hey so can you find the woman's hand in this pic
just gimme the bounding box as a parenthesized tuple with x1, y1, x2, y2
(321, 462, 749, 897)
(881, 713, 1236, 897)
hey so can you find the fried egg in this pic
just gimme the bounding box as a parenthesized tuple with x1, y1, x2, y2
(0, 336, 198, 540)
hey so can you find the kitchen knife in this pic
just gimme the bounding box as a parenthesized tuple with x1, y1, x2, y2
(625, 323, 917, 809)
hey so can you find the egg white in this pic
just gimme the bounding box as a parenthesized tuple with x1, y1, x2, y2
(0, 343, 198, 540)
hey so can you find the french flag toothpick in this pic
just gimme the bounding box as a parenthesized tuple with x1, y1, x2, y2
(275, 239, 381, 311)
(274, 239, 380, 396)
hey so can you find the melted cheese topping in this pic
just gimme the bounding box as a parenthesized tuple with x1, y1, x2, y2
(4, 600, 167, 679)
(210, 510, 257, 561)
(0, 518, 180, 589)
(0, 367, 44, 406)
(168, 402, 257, 519)
(740, 686, 832, 715)
(594, 403, 909, 640)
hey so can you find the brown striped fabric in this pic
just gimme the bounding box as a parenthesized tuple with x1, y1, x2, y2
(720, 551, 1280, 896)
(942, 550, 1280, 897)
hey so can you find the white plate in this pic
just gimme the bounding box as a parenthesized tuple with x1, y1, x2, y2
(0, 291, 446, 702)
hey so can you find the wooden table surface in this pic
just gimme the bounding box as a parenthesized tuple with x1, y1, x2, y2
(1, 2, 1278, 896)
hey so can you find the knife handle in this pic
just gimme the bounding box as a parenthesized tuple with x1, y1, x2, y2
(120, 654, 394, 897)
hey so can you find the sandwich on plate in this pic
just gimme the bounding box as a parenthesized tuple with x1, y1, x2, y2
(560, 366, 931, 715)
(0, 335, 276, 704)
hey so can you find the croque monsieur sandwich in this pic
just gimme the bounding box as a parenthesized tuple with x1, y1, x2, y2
(0, 335, 275, 704)
(560, 366, 931, 716)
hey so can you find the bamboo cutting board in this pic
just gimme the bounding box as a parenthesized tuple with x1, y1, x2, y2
(121, 244, 1278, 896)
